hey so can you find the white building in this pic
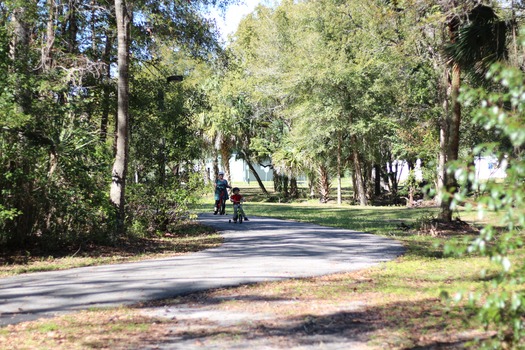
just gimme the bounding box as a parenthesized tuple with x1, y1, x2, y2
(474, 156, 507, 181)
(210, 155, 507, 186)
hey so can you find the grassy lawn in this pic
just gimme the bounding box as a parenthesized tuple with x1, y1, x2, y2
(0, 186, 513, 349)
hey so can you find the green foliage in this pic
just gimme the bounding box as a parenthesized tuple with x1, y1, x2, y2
(449, 60, 525, 348)
(0, 205, 21, 225)
(127, 172, 205, 237)
(226, 0, 446, 202)
(1, 0, 225, 250)
(0, 100, 114, 248)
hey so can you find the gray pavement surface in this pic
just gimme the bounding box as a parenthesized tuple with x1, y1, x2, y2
(0, 213, 404, 327)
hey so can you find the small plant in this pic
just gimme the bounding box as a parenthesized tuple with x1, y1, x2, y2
(414, 213, 438, 235)
(127, 172, 206, 237)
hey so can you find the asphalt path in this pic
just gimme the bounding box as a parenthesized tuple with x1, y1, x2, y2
(0, 213, 404, 327)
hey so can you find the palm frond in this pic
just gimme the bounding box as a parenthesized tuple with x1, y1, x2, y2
(444, 5, 508, 83)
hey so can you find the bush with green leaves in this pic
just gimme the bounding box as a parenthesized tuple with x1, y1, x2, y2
(451, 61, 525, 348)
(0, 116, 114, 249)
(127, 172, 206, 237)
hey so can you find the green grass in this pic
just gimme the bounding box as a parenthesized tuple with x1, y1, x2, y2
(242, 201, 501, 287)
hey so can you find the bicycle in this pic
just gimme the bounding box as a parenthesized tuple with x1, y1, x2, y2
(214, 188, 228, 215)
(229, 202, 247, 224)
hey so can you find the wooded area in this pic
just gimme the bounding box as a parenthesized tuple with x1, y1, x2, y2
(0, 0, 522, 245)
(1, 0, 525, 346)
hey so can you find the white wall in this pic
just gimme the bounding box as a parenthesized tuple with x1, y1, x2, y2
(207, 155, 273, 183)
(474, 156, 507, 180)
(209, 155, 507, 186)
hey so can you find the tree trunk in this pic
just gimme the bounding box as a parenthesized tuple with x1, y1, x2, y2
(219, 140, 232, 184)
(100, 31, 114, 142)
(212, 150, 219, 178)
(351, 170, 357, 203)
(246, 160, 269, 196)
(385, 158, 398, 197)
(374, 164, 381, 196)
(318, 165, 330, 203)
(336, 131, 342, 205)
(351, 138, 368, 206)
(10, 7, 31, 114)
(273, 169, 280, 192)
(439, 61, 461, 222)
(44, 2, 58, 178)
(364, 161, 373, 200)
(308, 173, 316, 199)
(290, 177, 298, 198)
(439, 13, 462, 222)
(66, 0, 78, 53)
(437, 70, 450, 207)
(110, 0, 131, 236)
(282, 174, 289, 197)
(159, 137, 166, 186)
(42, 0, 56, 71)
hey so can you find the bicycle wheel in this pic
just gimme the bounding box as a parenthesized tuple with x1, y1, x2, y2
(220, 198, 226, 215)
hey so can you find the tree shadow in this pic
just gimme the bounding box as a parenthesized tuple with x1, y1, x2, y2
(136, 292, 488, 350)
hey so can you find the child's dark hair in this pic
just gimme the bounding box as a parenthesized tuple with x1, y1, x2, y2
(232, 187, 240, 192)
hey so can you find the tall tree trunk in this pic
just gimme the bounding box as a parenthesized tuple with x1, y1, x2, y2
(42, 0, 56, 71)
(351, 137, 368, 206)
(66, 0, 78, 53)
(318, 165, 330, 203)
(246, 160, 269, 196)
(212, 149, 219, 178)
(374, 164, 381, 196)
(439, 13, 462, 222)
(439, 61, 461, 222)
(336, 131, 342, 205)
(42, 0, 59, 178)
(282, 175, 289, 197)
(10, 7, 31, 115)
(308, 173, 316, 199)
(110, 0, 131, 236)
(437, 68, 450, 207)
(100, 31, 114, 142)
(290, 177, 298, 199)
(364, 161, 373, 200)
(219, 140, 232, 184)
(273, 169, 280, 192)
(437, 119, 447, 206)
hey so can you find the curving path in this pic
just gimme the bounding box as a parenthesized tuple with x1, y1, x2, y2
(0, 214, 404, 326)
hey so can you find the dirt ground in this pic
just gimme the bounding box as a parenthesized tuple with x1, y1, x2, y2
(134, 272, 484, 350)
(139, 290, 382, 349)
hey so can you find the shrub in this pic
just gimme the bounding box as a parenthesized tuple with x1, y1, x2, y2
(450, 61, 525, 348)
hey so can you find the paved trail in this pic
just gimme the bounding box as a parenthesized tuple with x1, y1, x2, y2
(0, 214, 404, 327)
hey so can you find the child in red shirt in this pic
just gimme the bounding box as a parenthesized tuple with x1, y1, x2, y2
(230, 187, 248, 222)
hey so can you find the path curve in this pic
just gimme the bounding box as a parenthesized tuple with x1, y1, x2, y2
(0, 214, 404, 326)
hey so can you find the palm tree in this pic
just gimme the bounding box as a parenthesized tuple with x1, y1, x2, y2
(439, 3, 507, 222)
